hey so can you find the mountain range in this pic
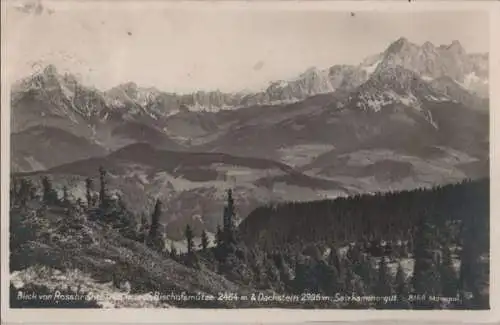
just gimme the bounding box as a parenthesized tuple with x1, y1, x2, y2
(10, 37, 489, 239)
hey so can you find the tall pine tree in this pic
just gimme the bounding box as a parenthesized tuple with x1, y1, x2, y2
(17, 178, 36, 206)
(316, 259, 341, 295)
(185, 224, 194, 255)
(354, 253, 376, 294)
(375, 256, 393, 297)
(395, 263, 408, 296)
(215, 225, 223, 247)
(98, 166, 109, 210)
(62, 186, 70, 207)
(440, 245, 458, 298)
(292, 254, 309, 294)
(147, 199, 163, 251)
(137, 213, 149, 244)
(412, 216, 441, 301)
(85, 177, 93, 208)
(41, 176, 58, 205)
(223, 189, 235, 246)
(200, 230, 209, 251)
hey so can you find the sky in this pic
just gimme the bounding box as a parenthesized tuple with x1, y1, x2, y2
(4, 1, 490, 93)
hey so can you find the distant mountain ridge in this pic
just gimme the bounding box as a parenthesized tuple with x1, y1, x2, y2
(11, 38, 488, 120)
(10, 37, 489, 145)
(102, 39, 488, 111)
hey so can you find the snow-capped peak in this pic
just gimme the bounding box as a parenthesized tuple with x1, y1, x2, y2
(342, 65, 450, 129)
(373, 37, 487, 97)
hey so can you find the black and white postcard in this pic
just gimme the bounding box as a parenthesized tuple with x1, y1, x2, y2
(1, 0, 499, 323)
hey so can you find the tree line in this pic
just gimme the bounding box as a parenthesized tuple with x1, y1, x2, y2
(238, 179, 489, 254)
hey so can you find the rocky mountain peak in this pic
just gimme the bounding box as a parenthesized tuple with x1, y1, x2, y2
(446, 40, 466, 55)
(300, 66, 322, 78)
(374, 65, 443, 100)
(117, 82, 143, 98)
(372, 37, 488, 97)
(422, 41, 435, 52)
(120, 81, 139, 91)
(341, 64, 449, 119)
(374, 64, 417, 83)
(386, 37, 411, 54)
(15, 64, 64, 94)
(42, 64, 58, 77)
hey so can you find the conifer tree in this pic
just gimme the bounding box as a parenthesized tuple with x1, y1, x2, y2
(85, 178, 93, 208)
(272, 252, 293, 289)
(399, 241, 410, 258)
(41, 176, 58, 205)
(388, 261, 411, 309)
(185, 224, 194, 255)
(440, 246, 458, 297)
(215, 225, 224, 247)
(375, 256, 393, 297)
(148, 199, 163, 251)
(412, 216, 441, 298)
(395, 262, 409, 298)
(16, 178, 35, 206)
(110, 194, 137, 240)
(137, 213, 149, 244)
(170, 242, 178, 260)
(116, 194, 126, 211)
(346, 244, 361, 264)
(359, 255, 375, 293)
(343, 260, 357, 295)
(200, 230, 209, 251)
(98, 166, 108, 209)
(76, 198, 84, 209)
(327, 246, 342, 273)
(214, 224, 228, 262)
(292, 255, 309, 294)
(262, 255, 282, 290)
(223, 189, 235, 245)
(316, 259, 340, 295)
(62, 186, 70, 206)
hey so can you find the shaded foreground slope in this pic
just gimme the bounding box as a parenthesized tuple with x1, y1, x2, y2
(10, 200, 250, 308)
